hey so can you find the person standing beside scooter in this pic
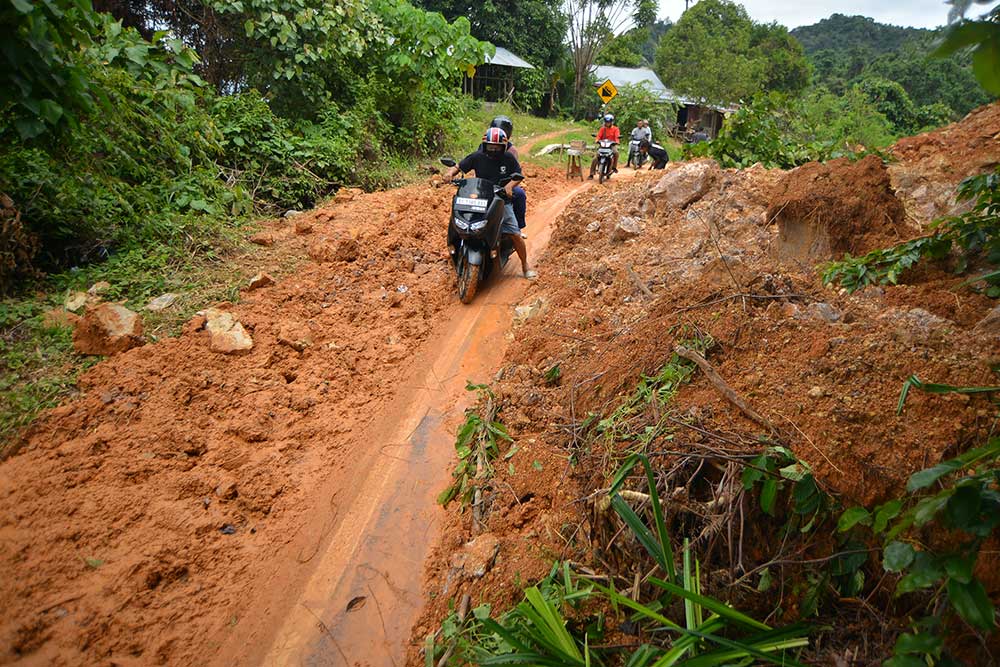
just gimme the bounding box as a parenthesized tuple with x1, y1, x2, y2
(589, 114, 620, 179)
(442, 128, 537, 279)
(627, 120, 645, 169)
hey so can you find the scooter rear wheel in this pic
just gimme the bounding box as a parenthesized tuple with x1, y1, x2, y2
(457, 255, 480, 304)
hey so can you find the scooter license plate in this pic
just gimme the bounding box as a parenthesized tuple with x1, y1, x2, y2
(455, 197, 487, 210)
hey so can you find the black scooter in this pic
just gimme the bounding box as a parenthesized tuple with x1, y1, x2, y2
(440, 157, 524, 304)
(593, 135, 618, 184)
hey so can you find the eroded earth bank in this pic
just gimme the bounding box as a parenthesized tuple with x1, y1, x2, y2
(410, 104, 1000, 665)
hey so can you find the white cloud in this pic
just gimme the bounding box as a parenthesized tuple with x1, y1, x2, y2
(658, 0, 953, 29)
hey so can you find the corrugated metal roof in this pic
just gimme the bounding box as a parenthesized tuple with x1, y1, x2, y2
(591, 65, 736, 112)
(485, 46, 535, 69)
(592, 66, 669, 94)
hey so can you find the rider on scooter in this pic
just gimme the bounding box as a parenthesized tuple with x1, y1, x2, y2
(443, 127, 537, 279)
(589, 114, 620, 179)
(488, 116, 528, 238)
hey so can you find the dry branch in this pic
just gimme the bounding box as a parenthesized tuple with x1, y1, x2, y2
(626, 264, 655, 299)
(674, 345, 773, 430)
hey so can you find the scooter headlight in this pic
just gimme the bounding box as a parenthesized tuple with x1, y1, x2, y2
(453, 217, 469, 230)
(469, 220, 488, 231)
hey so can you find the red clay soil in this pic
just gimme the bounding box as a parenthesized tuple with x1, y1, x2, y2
(0, 167, 567, 665)
(410, 104, 1000, 665)
(768, 154, 915, 266)
(889, 102, 1000, 224)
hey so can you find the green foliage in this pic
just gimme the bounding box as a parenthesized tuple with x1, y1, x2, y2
(840, 437, 1000, 664)
(0, 22, 236, 263)
(593, 335, 709, 445)
(741, 447, 828, 533)
(685, 91, 895, 169)
(209, 0, 491, 116)
(936, 3, 1000, 95)
(896, 375, 1000, 415)
(855, 76, 952, 135)
(751, 22, 812, 95)
(414, 0, 567, 75)
(609, 454, 677, 582)
(433, 553, 810, 667)
(654, 0, 761, 105)
(438, 383, 511, 508)
(601, 83, 676, 141)
(2, 0, 99, 139)
(823, 168, 1000, 293)
(654, 0, 811, 105)
(791, 13, 995, 119)
(0, 301, 93, 452)
(597, 29, 646, 67)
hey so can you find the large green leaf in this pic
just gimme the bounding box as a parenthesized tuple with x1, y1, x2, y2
(882, 541, 915, 572)
(838, 507, 871, 532)
(946, 578, 996, 631)
(906, 439, 1000, 492)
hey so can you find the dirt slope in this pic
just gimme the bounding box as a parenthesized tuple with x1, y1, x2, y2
(0, 167, 570, 665)
(410, 103, 1000, 663)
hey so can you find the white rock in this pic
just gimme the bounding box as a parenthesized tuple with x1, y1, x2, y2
(204, 308, 253, 354)
(145, 293, 179, 312)
(611, 216, 642, 242)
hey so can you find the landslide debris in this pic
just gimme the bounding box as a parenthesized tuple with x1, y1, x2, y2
(0, 166, 569, 665)
(413, 103, 1000, 664)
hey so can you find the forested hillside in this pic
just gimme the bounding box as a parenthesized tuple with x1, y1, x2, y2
(791, 14, 993, 116)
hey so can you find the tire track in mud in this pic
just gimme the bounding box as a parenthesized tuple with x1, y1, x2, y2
(215, 181, 597, 667)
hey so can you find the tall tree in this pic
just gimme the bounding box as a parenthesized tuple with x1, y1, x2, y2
(653, 0, 761, 104)
(750, 23, 811, 94)
(412, 0, 567, 68)
(565, 0, 656, 107)
(654, 0, 810, 104)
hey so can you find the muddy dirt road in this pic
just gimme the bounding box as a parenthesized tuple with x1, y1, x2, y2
(220, 184, 594, 667)
(0, 160, 629, 665)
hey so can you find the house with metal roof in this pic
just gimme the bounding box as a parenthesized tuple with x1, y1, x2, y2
(591, 65, 735, 138)
(463, 46, 535, 103)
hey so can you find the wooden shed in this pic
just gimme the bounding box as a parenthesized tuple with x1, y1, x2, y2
(463, 46, 535, 103)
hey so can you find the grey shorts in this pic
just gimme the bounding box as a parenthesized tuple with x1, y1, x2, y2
(500, 203, 519, 236)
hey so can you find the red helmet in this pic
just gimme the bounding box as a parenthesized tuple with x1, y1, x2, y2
(483, 127, 508, 157)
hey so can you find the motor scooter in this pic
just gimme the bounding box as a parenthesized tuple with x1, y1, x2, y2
(440, 157, 524, 304)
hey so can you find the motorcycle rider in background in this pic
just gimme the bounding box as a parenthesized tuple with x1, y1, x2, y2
(442, 127, 537, 279)
(589, 114, 620, 179)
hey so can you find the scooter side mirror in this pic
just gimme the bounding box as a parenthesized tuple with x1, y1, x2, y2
(440, 157, 457, 167)
(510, 173, 524, 182)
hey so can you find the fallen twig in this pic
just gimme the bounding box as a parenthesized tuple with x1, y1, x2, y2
(435, 593, 471, 667)
(674, 345, 773, 430)
(626, 264, 655, 299)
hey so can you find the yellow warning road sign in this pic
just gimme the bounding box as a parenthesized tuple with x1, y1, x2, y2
(596, 79, 618, 103)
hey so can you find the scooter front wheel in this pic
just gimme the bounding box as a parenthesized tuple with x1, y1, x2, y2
(457, 254, 480, 304)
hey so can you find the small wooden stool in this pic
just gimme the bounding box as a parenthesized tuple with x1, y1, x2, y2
(566, 139, 586, 181)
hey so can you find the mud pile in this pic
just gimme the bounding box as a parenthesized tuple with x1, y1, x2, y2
(0, 168, 566, 664)
(413, 104, 1000, 662)
(769, 154, 914, 266)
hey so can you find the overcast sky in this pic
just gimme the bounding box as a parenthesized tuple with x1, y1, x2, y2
(657, 0, 954, 30)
